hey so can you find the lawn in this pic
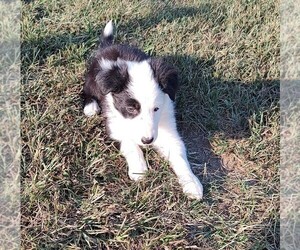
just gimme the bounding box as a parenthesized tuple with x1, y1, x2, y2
(21, 0, 280, 249)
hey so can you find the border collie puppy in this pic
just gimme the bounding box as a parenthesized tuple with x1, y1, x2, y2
(83, 21, 203, 199)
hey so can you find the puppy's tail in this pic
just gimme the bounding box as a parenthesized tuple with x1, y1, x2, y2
(100, 20, 114, 48)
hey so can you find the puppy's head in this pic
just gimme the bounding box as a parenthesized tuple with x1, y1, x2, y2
(96, 58, 178, 145)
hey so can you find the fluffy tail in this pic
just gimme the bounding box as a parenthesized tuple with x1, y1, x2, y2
(100, 20, 114, 48)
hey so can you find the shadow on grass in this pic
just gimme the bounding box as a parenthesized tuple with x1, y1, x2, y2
(169, 53, 279, 248)
(117, 4, 224, 33)
(167, 53, 279, 199)
(21, 3, 226, 69)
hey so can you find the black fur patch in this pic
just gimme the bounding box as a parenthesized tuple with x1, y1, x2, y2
(112, 91, 141, 118)
(95, 62, 129, 95)
(149, 58, 178, 101)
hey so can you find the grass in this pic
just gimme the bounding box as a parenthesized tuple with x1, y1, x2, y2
(21, 0, 280, 249)
(1, 1, 21, 249)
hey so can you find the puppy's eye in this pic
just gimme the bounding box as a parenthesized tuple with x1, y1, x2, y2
(154, 107, 159, 112)
(126, 106, 136, 113)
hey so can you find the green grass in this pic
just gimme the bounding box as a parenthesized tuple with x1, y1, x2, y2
(21, 0, 279, 249)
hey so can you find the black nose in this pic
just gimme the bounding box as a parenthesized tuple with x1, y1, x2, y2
(141, 137, 154, 144)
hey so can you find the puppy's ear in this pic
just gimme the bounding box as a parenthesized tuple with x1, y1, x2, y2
(150, 58, 178, 101)
(96, 63, 129, 95)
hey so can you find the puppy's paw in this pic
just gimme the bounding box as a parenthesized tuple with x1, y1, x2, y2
(128, 171, 146, 181)
(180, 175, 203, 200)
(84, 100, 100, 117)
(128, 164, 148, 181)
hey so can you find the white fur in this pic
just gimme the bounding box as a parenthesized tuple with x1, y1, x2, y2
(120, 140, 148, 181)
(84, 57, 203, 199)
(83, 100, 100, 117)
(103, 20, 113, 37)
(98, 58, 127, 71)
(98, 58, 114, 71)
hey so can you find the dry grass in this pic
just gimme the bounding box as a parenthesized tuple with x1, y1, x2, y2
(21, 0, 280, 249)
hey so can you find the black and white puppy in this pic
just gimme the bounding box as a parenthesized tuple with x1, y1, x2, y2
(83, 21, 203, 199)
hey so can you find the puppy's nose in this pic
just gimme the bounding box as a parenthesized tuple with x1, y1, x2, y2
(141, 137, 154, 145)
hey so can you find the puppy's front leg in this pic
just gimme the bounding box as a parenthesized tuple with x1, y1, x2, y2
(154, 129, 203, 200)
(120, 140, 148, 181)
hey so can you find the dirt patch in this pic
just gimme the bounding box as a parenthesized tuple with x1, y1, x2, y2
(219, 152, 250, 174)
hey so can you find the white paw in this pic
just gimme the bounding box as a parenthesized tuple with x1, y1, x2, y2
(180, 175, 203, 200)
(84, 100, 100, 117)
(128, 164, 148, 181)
(129, 172, 146, 181)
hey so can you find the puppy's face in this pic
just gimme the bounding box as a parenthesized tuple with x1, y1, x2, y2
(97, 59, 178, 145)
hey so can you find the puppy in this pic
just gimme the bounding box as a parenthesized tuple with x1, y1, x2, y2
(83, 21, 203, 199)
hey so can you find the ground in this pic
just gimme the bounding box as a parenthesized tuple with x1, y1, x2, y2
(21, 0, 279, 249)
